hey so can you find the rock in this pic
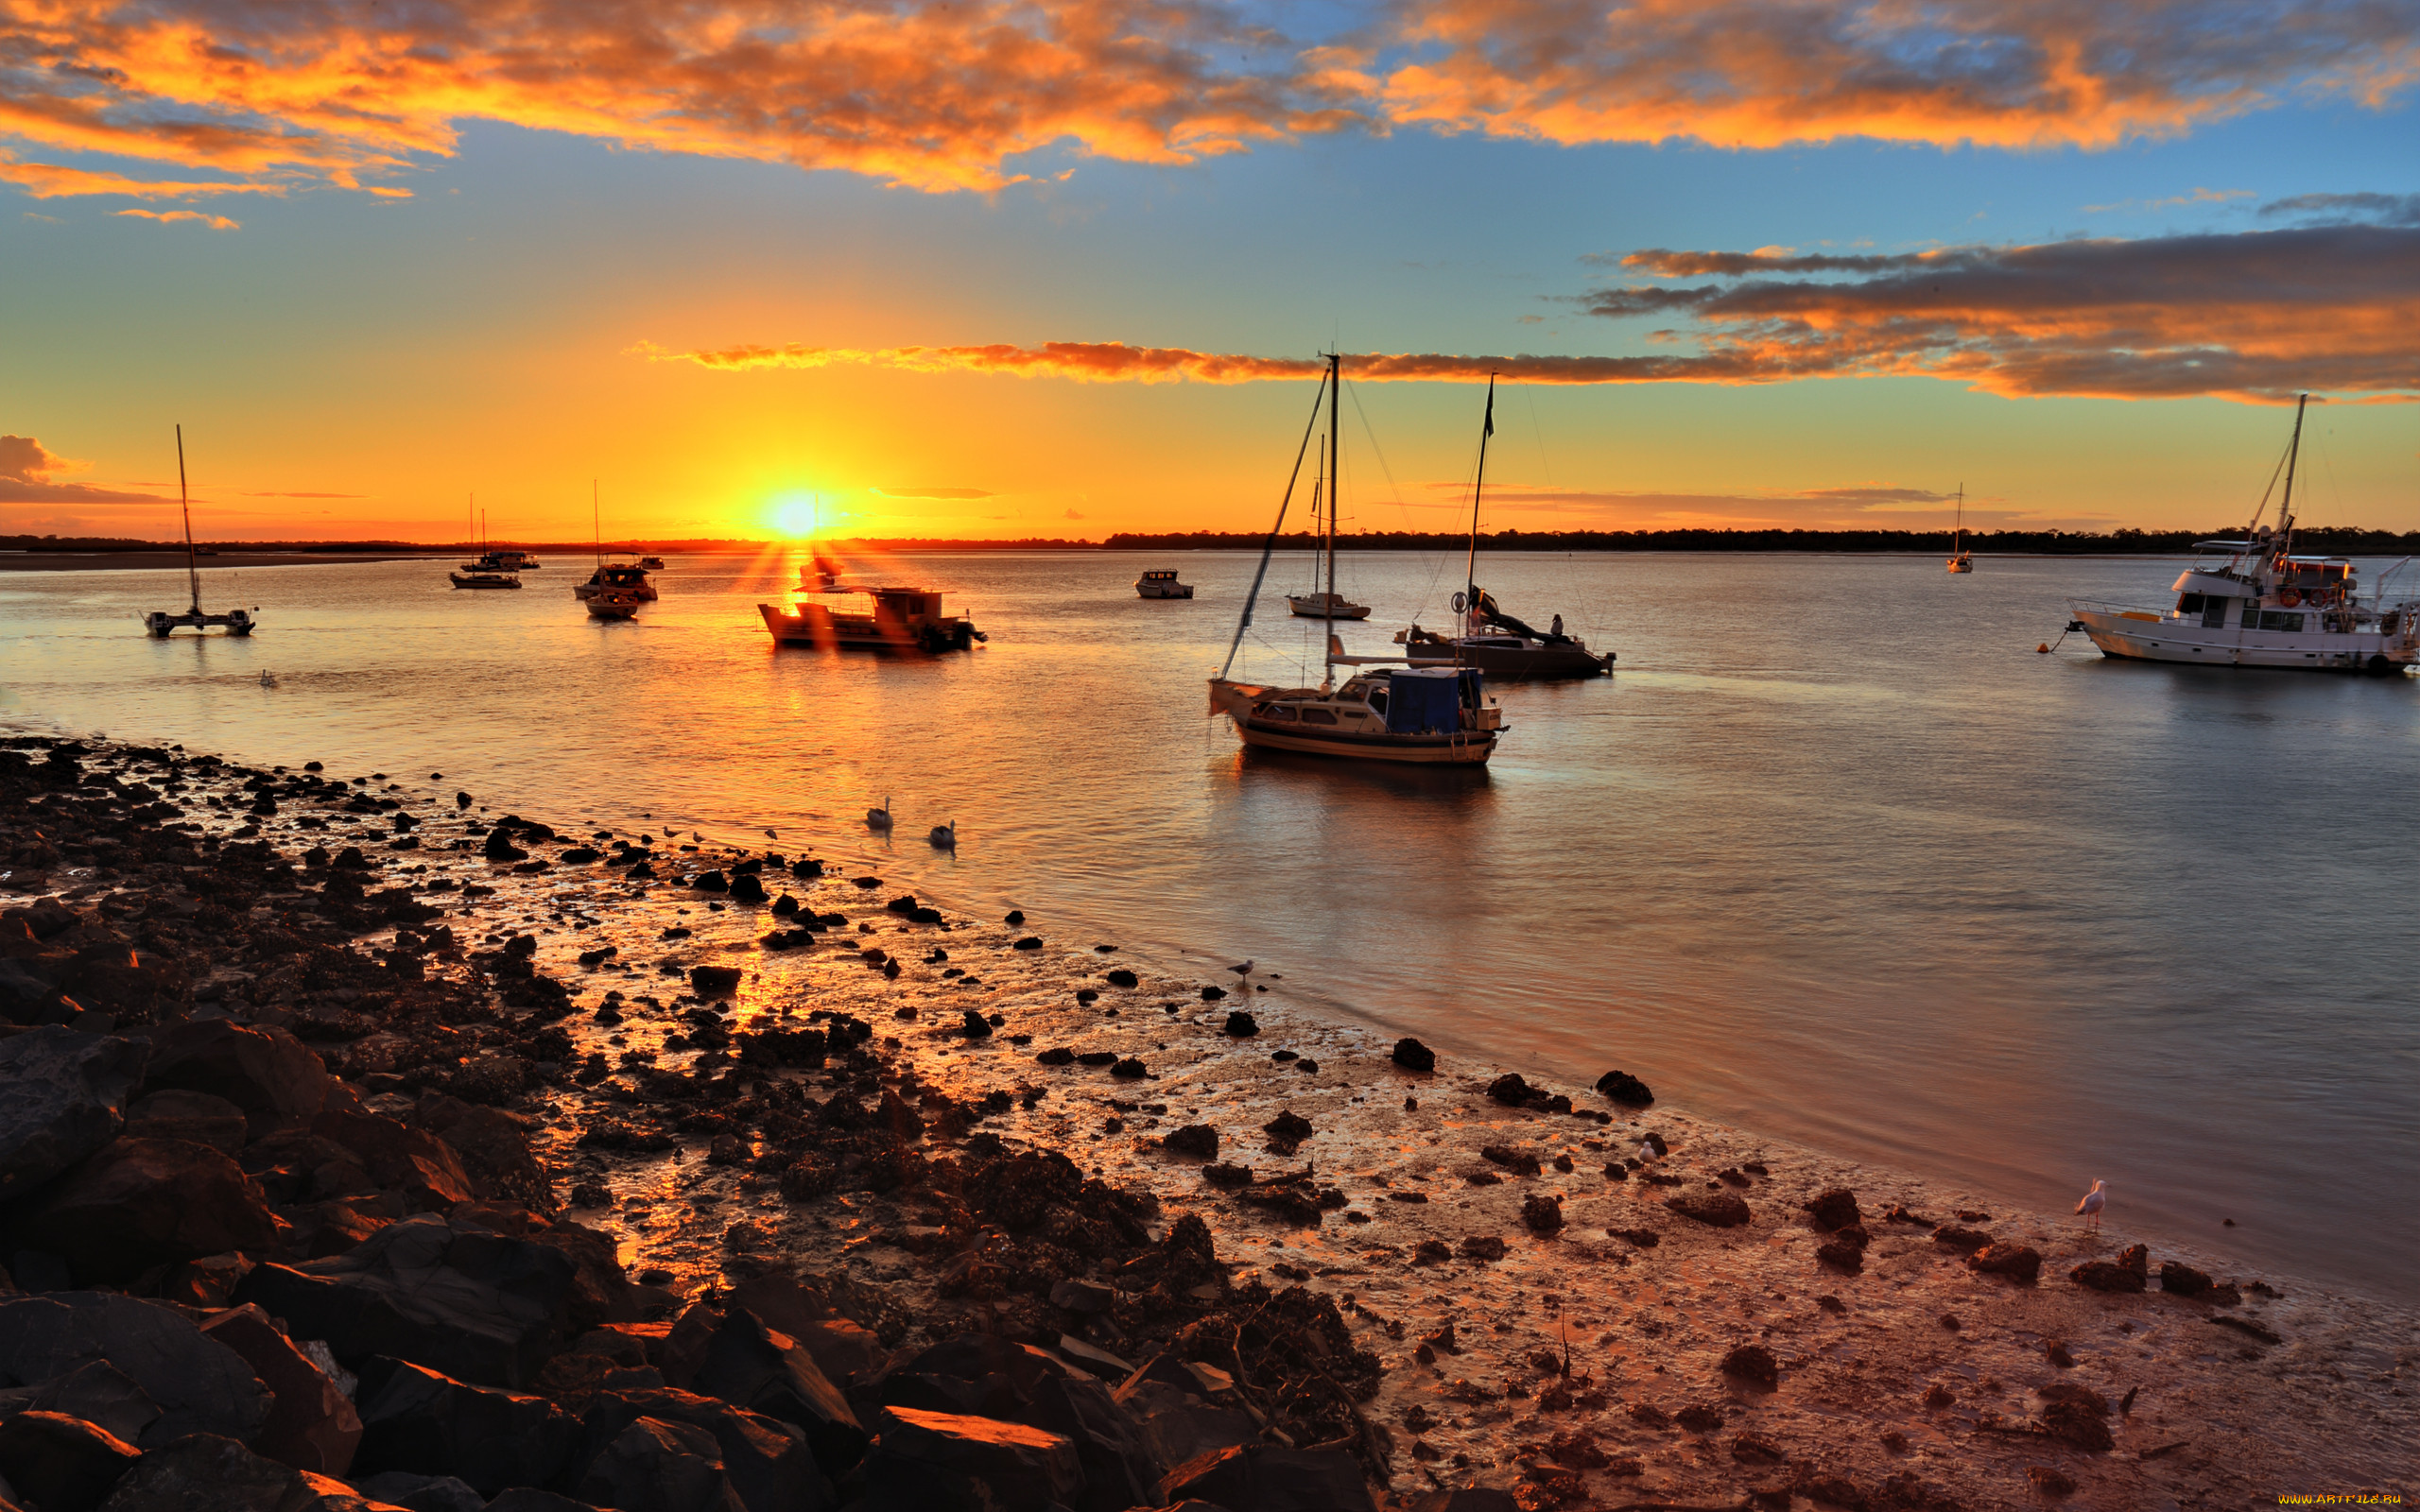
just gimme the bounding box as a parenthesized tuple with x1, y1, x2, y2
(1720, 1344, 1778, 1389)
(0, 1297, 269, 1446)
(10, 1359, 162, 1445)
(864, 1406, 1080, 1512)
(1478, 1143, 1540, 1177)
(483, 830, 528, 862)
(574, 1416, 738, 1512)
(0, 1028, 147, 1202)
(689, 966, 743, 998)
(689, 1309, 865, 1479)
(197, 1305, 363, 1475)
(1013, 937, 1044, 952)
(139, 1022, 330, 1139)
(1263, 1110, 1313, 1151)
(959, 1009, 992, 1039)
(1409, 1492, 1519, 1512)
(2028, 1465, 2077, 1496)
(565, 1387, 830, 1512)
(1521, 1194, 1563, 1234)
(1815, 1238, 1864, 1274)
(1198, 985, 1223, 1001)
(1391, 1038, 1435, 1073)
(1162, 1125, 1219, 1160)
(310, 1108, 476, 1211)
(411, 1098, 556, 1214)
(2159, 1261, 2215, 1296)
(18, 1141, 279, 1284)
(1663, 1190, 1752, 1228)
(1930, 1226, 1992, 1252)
(1594, 1069, 1652, 1105)
(1484, 1073, 1531, 1106)
(1221, 1011, 1257, 1038)
(1159, 1444, 1376, 1512)
(352, 1358, 581, 1498)
(123, 1090, 247, 1156)
(238, 1213, 580, 1388)
(0, 1410, 142, 1512)
(1104, 970, 1138, 988)
(2070, 1245, 2150, 1294)
(94, 1432, 372, 1511)
(729, 875, 769, 905)
(1804, 1187, 1861, 1231)
(1047, 1278, 1115, 1314)
(1459, 1235, 1506, 1263)
(353, 1472, 487, 1512)
(1111, 1058, 1148, 1079)
(1965, 1244, 2042, 1283)
(1010, 1371, 1159, 1512)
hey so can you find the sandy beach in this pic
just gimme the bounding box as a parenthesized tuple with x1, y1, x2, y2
(2, 730, 2411, 1511)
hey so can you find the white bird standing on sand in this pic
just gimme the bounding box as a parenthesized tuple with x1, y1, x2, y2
(865, 799, 892, 832)
(1227, 959, 1254, 983)
(928, 821, 956, 849)
(2076, 1178, 2108, 1231)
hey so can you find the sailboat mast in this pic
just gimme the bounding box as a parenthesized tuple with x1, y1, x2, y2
(176, 424, 199, 612)
(1322, 354, 1340, 689)
(1465, 375, 1495, 636)
(594, 479, 602, 569)
(2276, 392, 2309, 550)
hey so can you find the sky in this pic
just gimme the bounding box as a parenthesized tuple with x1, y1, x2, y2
(2, 0, 2416, 543)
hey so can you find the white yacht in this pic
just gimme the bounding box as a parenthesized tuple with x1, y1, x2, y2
(573, 562, 657, 602)
(1136, 569, 1194, 599)
(1208, 353, 1505, 766)
(2068, 396, 2419, 675)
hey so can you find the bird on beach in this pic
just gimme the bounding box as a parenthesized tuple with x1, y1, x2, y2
(928, 821, 956, 849)
(2076, 1178, 2107, 1231)
(1227, 959, 1254, 983)
(866, 799, 893, 832)
(765, 828, 778, 839)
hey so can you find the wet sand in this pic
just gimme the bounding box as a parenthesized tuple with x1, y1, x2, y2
(4, 731, 2411, 1509)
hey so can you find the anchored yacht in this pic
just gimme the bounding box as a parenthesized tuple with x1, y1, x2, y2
(2068, 396, 2419, 675)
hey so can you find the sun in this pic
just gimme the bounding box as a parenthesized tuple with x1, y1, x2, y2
(768, 493, 822, 538)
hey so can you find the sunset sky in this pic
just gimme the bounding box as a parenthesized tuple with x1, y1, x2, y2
(3, 0, 2416, 542)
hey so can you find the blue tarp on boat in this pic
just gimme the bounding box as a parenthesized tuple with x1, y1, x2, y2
(1386, 667, 1475, 733)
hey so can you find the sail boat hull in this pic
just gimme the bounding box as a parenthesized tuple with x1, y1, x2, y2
(1398, 636, 1609, 679)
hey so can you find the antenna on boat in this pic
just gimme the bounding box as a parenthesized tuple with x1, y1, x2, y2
(176, 424, 199, 614)
(2276, 393, 2309, 552)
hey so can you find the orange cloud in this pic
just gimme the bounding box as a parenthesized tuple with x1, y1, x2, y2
(113, 206, 237, 229)
(629, 337, 1759, 385)
(0, 432, 162, 503)
(1381, 0, 2420, 152)
(0, 158, 287, 199)
(1582, 212, 2420, 403)
(1, 2, 2409, 201)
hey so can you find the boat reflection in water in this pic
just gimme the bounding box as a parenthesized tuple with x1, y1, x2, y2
(758, 585, 987, 653)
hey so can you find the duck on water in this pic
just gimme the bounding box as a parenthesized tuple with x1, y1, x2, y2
(1207, 353, 1506, 766)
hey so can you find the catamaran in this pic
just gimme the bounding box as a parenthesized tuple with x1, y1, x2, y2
(1392, 375, 1613, 680)
(2067, 394, 2420, 674)
(1208, 354, 1505, 765)
(142, 425, 255, 637)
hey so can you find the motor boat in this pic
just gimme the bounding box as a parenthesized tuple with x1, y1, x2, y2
(587, 587, 643, 620)
(759, 585, 987, 652)
(1137, 569, 1194, 599)
(573, 562, 658, 602)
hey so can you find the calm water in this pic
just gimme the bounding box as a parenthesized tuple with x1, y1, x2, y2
(5, 549, 2416, 1300)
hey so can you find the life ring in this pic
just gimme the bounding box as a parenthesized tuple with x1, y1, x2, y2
(2276, 587, 2301, 609)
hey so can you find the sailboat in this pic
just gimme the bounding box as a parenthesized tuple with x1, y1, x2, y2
(1284, 457, 1370, 619)
(1392, 377, 1613, 679)
(573, 480, 656, 607)
(1208, 354, 1505, 765)
(451, 498, 522, 589)
(1946, 485, 1974, 573)
(142, 425, 255, 637)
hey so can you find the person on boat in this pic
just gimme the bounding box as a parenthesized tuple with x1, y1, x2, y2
(1550, 613, 1563, 637)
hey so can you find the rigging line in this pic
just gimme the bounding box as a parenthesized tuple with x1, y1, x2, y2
(1219, 374, 1330, 681)
(1340, 373, 1458, 611)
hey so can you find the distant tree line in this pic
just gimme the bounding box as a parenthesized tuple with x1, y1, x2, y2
(1096, 525, 2420, 556)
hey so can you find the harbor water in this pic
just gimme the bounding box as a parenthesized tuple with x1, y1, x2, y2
(4, 548, 2415, 1301)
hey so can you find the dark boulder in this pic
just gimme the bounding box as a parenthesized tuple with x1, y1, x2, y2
(309, 1108, 476, 1211)
(138, 1022, 330, 1139)
(0, 1027, 147, 1202)
(2071, 1244, 2150, 1294)
(690, 966, 743, 998)
(1521, 1194, 1563, 1234)
(9, 1359, 161, 1445)
(1930, 1226, 1993, 1253)
(237, 1213, 579, 1388)
(1104, 970, 1138, 988)
(1720, 1344, 1778, 1389)
(412, 1097, 558, 1214)
(1162, 1125, 1219, 1160)
(0, 1295, 270, 1449)
(196, 1305, 362, 1476)
(563, 1388, 831, 1512)
(1966, 1244, 2043, 1283)
(2158, 1261, 2215, 1297)
(1484, 1074, 1530, 1107)
(94, 1431, 370, 1511)
(1198, 985, 1223, 1001)
(18, 1140, 279, 1283)
(1012, 1370, 1162, 1512)
(1159, 1443, 1376, 1512)
(1221, 1011, 1257, 1038)
(1663, 1190, 1752, 1228)
(1815, 1239, 1864, 1274)
(353, 1472, 487, 1512)
(689, 1309, 865, 1479)
(352, 1358, 580, 1498)
(960, 1009, 993, 1039)
(1594, 1068, 1653, 1105)
(573, 1416, 741, 1512)
(1478, 1144, 1540, 1176)
(728, 875, 769, 905)
(1804, 1188, 1861, 1232)
(123, 1090, 247, 1156)
(0, 1410, 141, 1512)
(1390, 1037, 1435, 1073)
(863, 1406, 1081, 1512)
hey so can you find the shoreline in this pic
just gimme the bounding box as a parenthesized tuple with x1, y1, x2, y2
(0, 551, 440, 573)
(1, 730, 2411, 1509)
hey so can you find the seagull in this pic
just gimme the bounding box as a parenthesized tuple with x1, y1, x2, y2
(765, 828, 778, 839)
(928, 821, 956, 849)
(865, 799, 893, 832)
(1227, 959, 1254, 983)
(2076, 1178, 2107, 1231)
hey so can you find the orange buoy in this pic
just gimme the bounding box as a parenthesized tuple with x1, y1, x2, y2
(2037, 643, 2051, 653)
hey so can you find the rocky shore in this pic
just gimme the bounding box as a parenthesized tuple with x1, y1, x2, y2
(0, 732, 2410, 1512)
